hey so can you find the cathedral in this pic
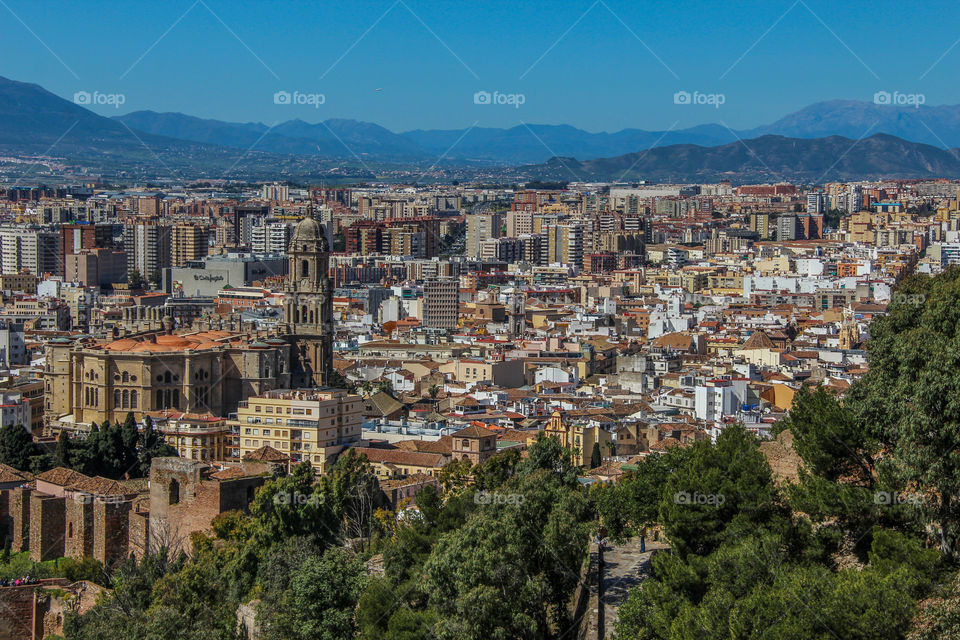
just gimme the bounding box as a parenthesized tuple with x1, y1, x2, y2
(280, 207, 334, 387)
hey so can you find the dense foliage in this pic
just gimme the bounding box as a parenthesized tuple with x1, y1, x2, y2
(0, 413, 176, 479)
(62, 433, 592, 640)
(596, 267, 960, 639)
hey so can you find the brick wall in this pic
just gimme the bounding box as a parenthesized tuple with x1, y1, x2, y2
(148, 458, 266, 553)
(29, 494, 66, 562)
(0, 491, 8, 546)
(10, 488, 30, 553)
(94, 501, 131, 566)
(65, 497, 94, 560)
(128, 509, 150, 559)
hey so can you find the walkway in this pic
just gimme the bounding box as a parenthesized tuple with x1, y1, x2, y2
(600, 537, 668, 638)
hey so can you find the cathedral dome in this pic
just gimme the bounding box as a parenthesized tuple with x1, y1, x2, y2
(291, 215, 330, 252)
(292, 216, 322, 244)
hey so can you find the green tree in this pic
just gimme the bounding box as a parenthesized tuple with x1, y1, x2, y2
(0, 423, 37, 471)
(259, 547, 368, 640)
(590, 442, 602, 468)
(322, 448, 384, 542)
(251, 462, 336, 548)
(53, 429, 71, 468)
(660, 424, 787, 558)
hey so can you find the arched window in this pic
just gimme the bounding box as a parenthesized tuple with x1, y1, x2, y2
(301, 259, 309, 277)
(164, 371, 172, 384)
(301, 306, 308, 323)
(156, 389, 164, 408)
(114, 389, 121, 408)
(122, 389, 129, 408)
(122, 371, 129, 383)
(131, 390, 138, 408)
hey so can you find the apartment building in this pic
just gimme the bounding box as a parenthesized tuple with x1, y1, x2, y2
(422, 277, 459, 330)
(0, 227, 59, 276)
(231, 388, 363, 472)
(465, 212, 503, 258)
(171, 223, 209, 267)
(123, 219, 172, 280)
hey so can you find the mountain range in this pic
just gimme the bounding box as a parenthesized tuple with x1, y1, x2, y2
(3, 75, 960, 182)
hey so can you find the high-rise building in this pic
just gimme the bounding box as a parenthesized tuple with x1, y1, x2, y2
(136, 196, 161, 216)
(545, 223, 584, 268)
(807, 192, 827, 214)
(0, 227, 59, 276)
(65, 249, 128, 288)
(465, 213, 503, 258)
(506, 210, 534, 236)
(261, 183, 290, 201)
(59, 223, 113, 277)
(250, 219, 293, 254)
(749, 213, 771, 239)
(171, 223, 209, 267)
(422, 277, 459, 330)
(777, 214, 799, 241)
(123, 220, 172, 281)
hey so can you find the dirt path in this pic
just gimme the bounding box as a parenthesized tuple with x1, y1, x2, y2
(600, 538, 668, 638)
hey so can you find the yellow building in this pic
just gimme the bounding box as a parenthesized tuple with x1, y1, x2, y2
(230, 388, 363, 472)
(148, 410, 229, 462)
(543, 410, 612, 467)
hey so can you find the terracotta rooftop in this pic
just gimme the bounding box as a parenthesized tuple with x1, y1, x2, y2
(0, 463, 31, 484)
(353, 447, 446, 468)
(243, 445, 290, 463)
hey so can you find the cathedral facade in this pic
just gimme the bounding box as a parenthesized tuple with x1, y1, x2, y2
(279, 209, 334, 388)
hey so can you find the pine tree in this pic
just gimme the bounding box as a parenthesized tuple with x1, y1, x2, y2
(53, 429, 71, 468)
(590, 442, 602, 469)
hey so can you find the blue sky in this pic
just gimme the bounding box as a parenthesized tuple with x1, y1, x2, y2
(1, 0, 958, 132)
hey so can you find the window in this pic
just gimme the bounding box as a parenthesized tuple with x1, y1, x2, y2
(462, 439, 470, 448)
(262, 429, 271, 436)
(252, 429, 259, 435)
(168, 479, 180, 505)
(265, 418, 273, 424)
(131, 390, 138, 408)
(266, 406, 273, 413)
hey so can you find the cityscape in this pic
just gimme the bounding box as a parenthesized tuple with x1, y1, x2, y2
(0, 2, 959, 640)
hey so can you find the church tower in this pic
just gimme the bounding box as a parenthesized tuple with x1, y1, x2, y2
(281, 206, 333, 387)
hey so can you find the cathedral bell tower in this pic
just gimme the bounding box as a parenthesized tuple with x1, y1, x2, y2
(281, 205, 333, 387)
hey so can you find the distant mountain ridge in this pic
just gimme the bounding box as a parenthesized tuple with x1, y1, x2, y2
(514, 134, 960, 183)
(3, 74, 960, 182)
(115, 99, 960, 165)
